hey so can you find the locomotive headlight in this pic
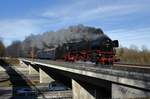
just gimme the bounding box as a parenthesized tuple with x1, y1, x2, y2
(104, 39, 111, 47)
(105, 43, 110, 47)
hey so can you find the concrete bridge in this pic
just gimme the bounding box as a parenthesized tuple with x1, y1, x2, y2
(20, 59, 150, 99)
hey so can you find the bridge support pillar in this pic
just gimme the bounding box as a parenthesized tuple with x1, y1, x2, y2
(72, 79, 110, 99)
(72, 79, 95, 99)
(39, 68, 54, 83)
(112, 83, 150, 98)
(28, 65, 39, 75)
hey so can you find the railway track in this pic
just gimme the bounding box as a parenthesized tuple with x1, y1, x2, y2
(22, 58, 150, 74)
(113, 63, 150, 74)
(114, 62, 150, 69)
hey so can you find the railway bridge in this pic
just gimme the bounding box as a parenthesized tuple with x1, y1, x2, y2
(20, 58, 150, 99)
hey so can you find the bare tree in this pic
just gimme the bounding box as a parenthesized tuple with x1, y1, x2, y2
(0, 40, 6, 57)
(7, 41, 22, 57)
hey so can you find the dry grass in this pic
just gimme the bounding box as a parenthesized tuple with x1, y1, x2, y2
(0, 80, 12, 87)
(4, 58, 20, 65)
(117, 47, 150, 65)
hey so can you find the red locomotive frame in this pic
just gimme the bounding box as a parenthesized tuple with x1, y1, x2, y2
(64, 50, 118, 65)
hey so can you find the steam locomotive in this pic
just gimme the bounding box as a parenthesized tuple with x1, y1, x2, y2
(37, 34, 119, 65)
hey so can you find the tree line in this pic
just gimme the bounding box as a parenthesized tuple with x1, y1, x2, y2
(117, 45, 150, 64)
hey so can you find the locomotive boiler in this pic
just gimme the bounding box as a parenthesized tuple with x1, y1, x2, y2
(63, 35, 119, 65)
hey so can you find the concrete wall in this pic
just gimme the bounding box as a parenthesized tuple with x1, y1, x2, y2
(112, 83, 150, 98)
(72, 79, 111, 99)
(39, 68, 54, 83)
(20, 60, 28, 67)
(20, 61, 56, 84)
(0, 66, 5, 71)
(28, 64, 39, 75)
(72, 79, 95, 99)
(21, 60, 54, 83)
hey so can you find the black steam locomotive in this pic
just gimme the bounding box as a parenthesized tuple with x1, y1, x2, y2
(37, 34, 119, 65)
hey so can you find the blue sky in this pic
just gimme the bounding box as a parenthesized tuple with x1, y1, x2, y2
(0, 0, 150, 49)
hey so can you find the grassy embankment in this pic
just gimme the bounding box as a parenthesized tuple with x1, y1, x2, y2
(4, 58, 20, 66)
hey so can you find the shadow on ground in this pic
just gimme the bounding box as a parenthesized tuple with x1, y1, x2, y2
(0, 59, 37, 99)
